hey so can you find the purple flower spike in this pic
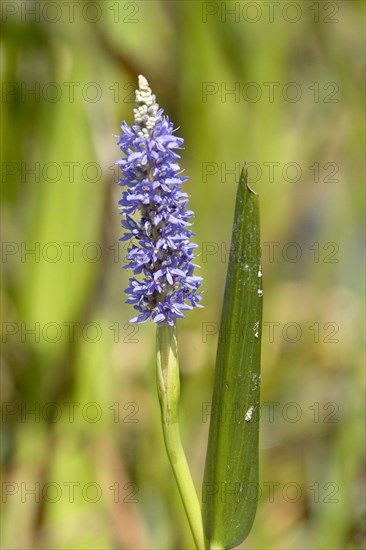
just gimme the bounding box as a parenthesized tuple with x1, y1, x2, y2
(117, 75, 203, 325)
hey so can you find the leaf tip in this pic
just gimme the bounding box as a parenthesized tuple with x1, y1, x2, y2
(242, 161, 259, 196)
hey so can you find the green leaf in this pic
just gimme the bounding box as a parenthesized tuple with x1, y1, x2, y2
(202, 164, 262, 549)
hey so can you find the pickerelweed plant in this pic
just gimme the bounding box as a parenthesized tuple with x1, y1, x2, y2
(117, 76, 263, 550)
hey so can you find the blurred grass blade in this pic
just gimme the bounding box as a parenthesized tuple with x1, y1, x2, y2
(202, 164, 262, 549)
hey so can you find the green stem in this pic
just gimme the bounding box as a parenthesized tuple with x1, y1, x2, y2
(156, 323, 207, 550)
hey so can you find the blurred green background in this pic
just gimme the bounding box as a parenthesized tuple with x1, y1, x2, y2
(1, 1, 365, 548)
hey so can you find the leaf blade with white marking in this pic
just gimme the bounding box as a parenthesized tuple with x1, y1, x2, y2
(202, 164, 262, 549)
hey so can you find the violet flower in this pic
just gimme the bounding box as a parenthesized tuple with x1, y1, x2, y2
(117, 75, 203, 325)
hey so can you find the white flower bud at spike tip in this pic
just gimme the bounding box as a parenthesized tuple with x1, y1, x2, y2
(134, 75, 161, 139)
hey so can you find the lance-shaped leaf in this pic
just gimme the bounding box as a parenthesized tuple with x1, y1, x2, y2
(202, 164, 262, 549)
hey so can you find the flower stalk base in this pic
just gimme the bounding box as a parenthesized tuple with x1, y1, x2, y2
(156, 323, 206, 550)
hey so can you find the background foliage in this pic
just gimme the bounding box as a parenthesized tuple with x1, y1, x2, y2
(1, 1, 365, 548)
